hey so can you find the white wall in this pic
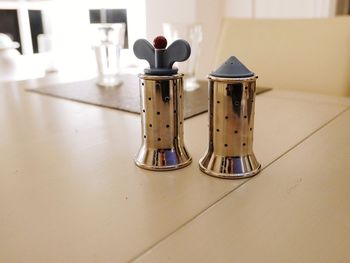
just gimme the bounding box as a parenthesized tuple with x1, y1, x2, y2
(145, 0, 197, 40)
(224, 0, 253, 17)
(225, 0, 337, 18)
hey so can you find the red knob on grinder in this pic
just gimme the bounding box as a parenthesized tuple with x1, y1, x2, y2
(153, 36, 167, 49)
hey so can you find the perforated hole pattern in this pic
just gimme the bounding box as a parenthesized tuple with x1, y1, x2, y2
(140, 79, 185, 145)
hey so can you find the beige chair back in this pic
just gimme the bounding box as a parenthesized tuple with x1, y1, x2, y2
(215, 17, 350, 96)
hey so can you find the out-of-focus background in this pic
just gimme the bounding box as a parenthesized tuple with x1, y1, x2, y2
(0, 0, 349, 82)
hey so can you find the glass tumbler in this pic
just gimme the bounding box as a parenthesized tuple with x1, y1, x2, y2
(92, 23, 125, 87)
(163, 23, 203, 91)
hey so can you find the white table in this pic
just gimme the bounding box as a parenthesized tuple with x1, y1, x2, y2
(0, 78, 349, 262)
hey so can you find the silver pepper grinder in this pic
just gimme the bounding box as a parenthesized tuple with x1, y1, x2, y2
(133, 36, 192, 170)
(199, 56, 261, 178)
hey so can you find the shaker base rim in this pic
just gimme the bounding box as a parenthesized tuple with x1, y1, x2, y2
(198, 153, 261, 179)
(134, 157, 192, 171)
(199, 162, 261, 179)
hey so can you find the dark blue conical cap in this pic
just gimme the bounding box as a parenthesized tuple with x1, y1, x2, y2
(211, 56, 254, 78)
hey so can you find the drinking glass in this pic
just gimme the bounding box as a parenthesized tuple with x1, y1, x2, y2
(91, 23, 125, 87)
(163, 23, 203, 91)
(38, 34, 58, 73)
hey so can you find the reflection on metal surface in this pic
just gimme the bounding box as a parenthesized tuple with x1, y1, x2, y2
(134, 74, 192, 170)
(199, 154, 260, 178)
(199, 75, 261, 178)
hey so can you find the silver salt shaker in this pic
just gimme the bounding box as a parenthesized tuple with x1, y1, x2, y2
(133, 36, 192, 170)
(199, 56, 261, 178)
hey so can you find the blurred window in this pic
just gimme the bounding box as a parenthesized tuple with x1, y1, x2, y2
(89, 9, 128, 48)
(0, 9, 21, 53)
(28, 10, 44, 53)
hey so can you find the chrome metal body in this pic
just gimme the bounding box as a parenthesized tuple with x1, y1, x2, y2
(135, 74, 192, 170)
(199, 75, 261, 178)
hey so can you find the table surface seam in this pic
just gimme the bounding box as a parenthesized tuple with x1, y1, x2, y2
(129, 105, 350, 262)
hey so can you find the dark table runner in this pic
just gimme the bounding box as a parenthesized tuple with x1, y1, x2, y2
(27, 74, 271, 119)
